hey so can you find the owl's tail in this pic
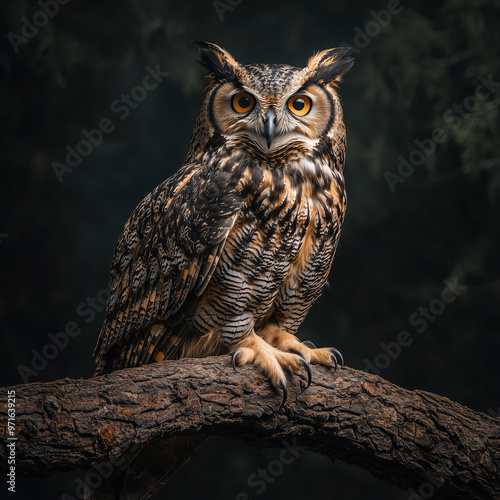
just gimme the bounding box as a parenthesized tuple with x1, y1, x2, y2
(84, 436, 203, 500)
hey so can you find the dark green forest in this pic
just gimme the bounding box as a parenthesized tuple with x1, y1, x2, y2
(1, 0, 499, 498)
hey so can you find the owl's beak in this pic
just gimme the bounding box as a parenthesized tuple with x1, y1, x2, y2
(263, 108, 277, 148)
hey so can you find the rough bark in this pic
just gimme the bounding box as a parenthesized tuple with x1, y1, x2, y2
(0, 357, 498, 499)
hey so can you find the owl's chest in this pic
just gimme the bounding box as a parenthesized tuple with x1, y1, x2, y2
(191, 165, 344, 341)
(215, 166, 341, 296)
(244, 162, 342, 251)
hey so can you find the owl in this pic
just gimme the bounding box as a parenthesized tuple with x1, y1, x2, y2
(88, 41, 353, 500)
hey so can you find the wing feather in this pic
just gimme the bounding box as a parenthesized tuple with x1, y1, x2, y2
(94, 162, 244, 373)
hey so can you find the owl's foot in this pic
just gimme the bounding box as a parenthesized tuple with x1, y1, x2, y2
(261, 326, 344, 371)
(231, 333, 312, 409)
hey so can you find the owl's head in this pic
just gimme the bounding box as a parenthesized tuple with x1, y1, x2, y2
(190, 41, 353, 164)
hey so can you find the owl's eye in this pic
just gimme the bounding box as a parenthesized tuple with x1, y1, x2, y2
(232, 92, 255, 114)
(288, 95, 312, 116)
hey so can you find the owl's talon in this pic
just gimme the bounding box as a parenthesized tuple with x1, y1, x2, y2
(279, 378, 288, 410)
(288, 348, 312, 389)
(303, 340, 317, 349)
(232, 350, 241, 371)
(330, 353, 338, 372)
(302, 359, 312, 389)
(330, 347, 344, 367)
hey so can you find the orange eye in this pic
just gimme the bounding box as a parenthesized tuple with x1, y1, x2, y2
(288, 95, 312, 116)
(232, 92, 255, 113)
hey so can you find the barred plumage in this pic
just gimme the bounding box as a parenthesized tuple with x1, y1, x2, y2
(88, 41, 353, 500)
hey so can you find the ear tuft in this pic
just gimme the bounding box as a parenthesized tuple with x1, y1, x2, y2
(306, 46, 354, 86)
(192, 41, 239, 84)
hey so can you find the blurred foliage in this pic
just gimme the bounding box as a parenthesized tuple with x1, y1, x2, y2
(1, 0, 499, 499)
(357, 0, 500, 187)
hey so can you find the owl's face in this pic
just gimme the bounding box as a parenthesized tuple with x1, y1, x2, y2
(193, 42, 353, 162)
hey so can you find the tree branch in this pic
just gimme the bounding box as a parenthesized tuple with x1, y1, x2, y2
(1, 357, 499, 499)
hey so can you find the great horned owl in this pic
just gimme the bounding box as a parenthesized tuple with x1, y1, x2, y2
(88, 41, 353, 500)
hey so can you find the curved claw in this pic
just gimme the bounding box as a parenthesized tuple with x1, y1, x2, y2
(330, 347, 344, 367)
(231, 350, 241, 372)
(288, 348, 312, 389)
(278, 378, 288, 411)
(302, 340, 317, 349)
(330, 351, 338, 373)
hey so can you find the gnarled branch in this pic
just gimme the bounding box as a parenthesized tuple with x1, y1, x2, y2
(0, 357, 499, 499)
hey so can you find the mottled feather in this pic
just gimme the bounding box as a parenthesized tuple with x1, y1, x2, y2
(88, 41, 353, 500)
(93, 163, 244, 373)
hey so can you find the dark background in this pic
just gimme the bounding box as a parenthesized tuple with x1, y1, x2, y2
(1, 0, 499, 499)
